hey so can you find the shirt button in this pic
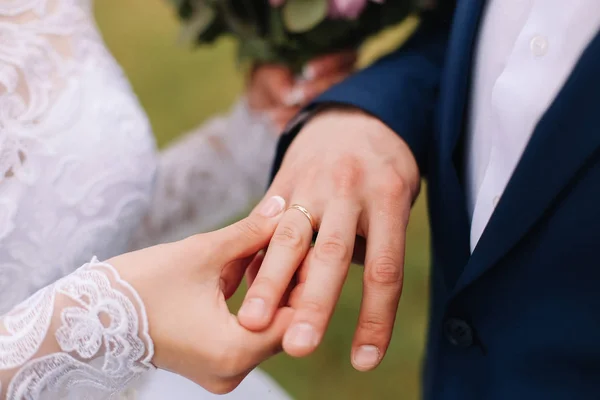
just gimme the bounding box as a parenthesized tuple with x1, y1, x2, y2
(493, 196, 500, 207)
(444, 318, 474, 348)
(530, 35, 548, 57)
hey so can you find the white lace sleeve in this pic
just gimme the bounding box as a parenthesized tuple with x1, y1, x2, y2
(0, 257, 154, 400)
(0, 5, 154, 397)
(129, 98, 279, 249)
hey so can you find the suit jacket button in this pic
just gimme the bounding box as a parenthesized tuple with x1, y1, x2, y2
(444, 318, 474, 348)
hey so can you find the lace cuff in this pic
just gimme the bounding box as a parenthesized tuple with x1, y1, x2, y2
(0, 258, 154, 399)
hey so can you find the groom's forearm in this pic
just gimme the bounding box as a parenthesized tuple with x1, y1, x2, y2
(270, 3, 456, 180)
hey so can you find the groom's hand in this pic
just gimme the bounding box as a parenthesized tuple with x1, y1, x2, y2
(238, 108, 421, 371)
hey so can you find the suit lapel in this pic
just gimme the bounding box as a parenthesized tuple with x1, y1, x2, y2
(452, 32, 600, 295)
(439, 0, 486, 160)
(435, 0, 486, 286)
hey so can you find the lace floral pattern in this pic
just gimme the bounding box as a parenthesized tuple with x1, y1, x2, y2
(0, 0, 279, 398)
(0, 0, 156, 397)
(0, 0, 156, 313)
(0, 258, 154, 400)
(0, 0, 84, 183)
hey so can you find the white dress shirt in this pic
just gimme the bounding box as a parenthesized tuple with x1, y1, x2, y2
(465, 0, 600, 252)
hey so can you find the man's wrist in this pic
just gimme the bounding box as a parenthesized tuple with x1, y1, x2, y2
(281, 104, 366, 138)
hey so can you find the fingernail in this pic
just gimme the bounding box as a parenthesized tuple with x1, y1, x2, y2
(286, 323, 318, 349)
(352, 345, 381, 370)
(239, 298, 267, 320)
(283, 87, 305, 106)
(302, 65, 316, 80)
(259, 196, 286, 217)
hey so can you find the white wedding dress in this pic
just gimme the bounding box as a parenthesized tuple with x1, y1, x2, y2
(0, 0, 289, 399)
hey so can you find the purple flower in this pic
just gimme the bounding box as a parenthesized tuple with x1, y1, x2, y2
(328, 0, 384, 20)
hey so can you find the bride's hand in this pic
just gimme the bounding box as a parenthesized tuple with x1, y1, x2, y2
(247, 50, 357, 130)
(108, 195, 290, 394)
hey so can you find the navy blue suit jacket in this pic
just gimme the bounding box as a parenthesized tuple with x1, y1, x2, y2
(271, 1, 600, 399)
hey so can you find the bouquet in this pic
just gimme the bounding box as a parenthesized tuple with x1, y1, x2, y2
(171, 0, 417, 72)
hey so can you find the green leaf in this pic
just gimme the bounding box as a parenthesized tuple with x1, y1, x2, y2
(269, 8, 287, 45)
(196, 15, 227, 44)
(282, 0, 328, 33)
(178, 2, 216, 43)
(302, 19, 353, 47)
(237, 38, 278, 63)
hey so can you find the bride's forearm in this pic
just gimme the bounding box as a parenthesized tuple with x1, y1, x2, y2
(129, 98, 278, 249)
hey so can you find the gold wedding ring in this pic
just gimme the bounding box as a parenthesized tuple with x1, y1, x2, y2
(288, 204, 318, 232)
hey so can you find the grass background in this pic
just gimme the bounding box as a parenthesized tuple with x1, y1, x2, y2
(95, 2, 431, 399)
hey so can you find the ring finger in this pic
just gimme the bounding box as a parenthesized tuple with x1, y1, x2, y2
(238, 202, 317, 330)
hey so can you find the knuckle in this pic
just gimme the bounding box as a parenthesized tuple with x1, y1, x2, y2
(300, 298, 327, 317)
(377, 176, 406, 200)
(386, 177, 407, 199)
(272, 222, 305, 250)
(292, 161, 319, 183)
(358, 313, 390, 336)
(235, 217, 264, 240)
(315, 233, 349, 263)
(332, 156, 363, 195)
(249, 276, 278, 297)
(373, 167, 408, 200)
(366, 253, 403, 286)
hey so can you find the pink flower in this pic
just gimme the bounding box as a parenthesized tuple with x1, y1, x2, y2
(328, 0, 383, 19)
(269, 0, 285, 6)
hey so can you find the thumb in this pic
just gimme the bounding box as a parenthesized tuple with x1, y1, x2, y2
(214, 196, 286, 261)
(302, 50, 357, 80)
(230, 306, 294, 372)
(263, 67, 295, 105)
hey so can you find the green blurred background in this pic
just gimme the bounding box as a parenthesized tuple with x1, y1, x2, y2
(95, 2, 430, 399)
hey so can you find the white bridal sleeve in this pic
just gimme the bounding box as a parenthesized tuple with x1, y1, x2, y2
(0, 258, 154, 400)
(130, 99, 278, 249)
(0, 3, 153, 398)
